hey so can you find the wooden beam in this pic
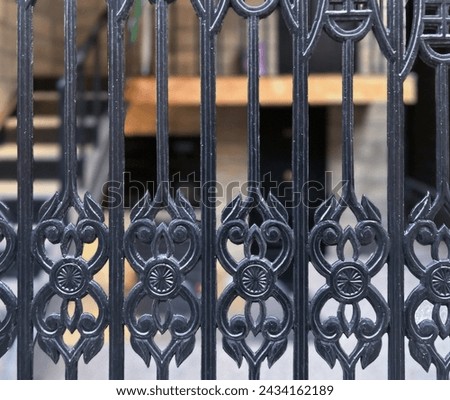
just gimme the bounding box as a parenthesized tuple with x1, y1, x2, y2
(125, 74, 417, 136)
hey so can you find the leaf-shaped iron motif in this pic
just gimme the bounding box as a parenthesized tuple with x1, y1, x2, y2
(175, 336, 196, 367)
(315, 338, 337, 369)
(124, 188, 200, 379)
(217, 188, 294, 379)
(31, 192, 108, 378)
(223, 337, 244, 368)
(409, 192, 432, 223)
(267, 338, 288, 368)
(360, 340, 382, 369)
(409, 340, 432, 372)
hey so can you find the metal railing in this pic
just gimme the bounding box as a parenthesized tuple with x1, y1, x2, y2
(2, 0, 450, 380)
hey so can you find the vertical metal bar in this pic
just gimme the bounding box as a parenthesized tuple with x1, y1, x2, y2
(156, 360, 169, 381)
(63, 0, 78, 196)
(387, 0, 405, 380)
(436, 63, 449, 192)
(247, 15, 260, 187)
(155, 0, 170, 195)
(17, 0, 34, 380)
(108, 0, 129, 379)
(57, 78, 67, 190)
(341, 39, 355, 193)
(199, 2, 217, 380)
(292, 1, 309, 380)
(63, 0, 79, 381)
(339, 34, 359, 365)
(153, 9, 172, 375)
(65, 363, 78, 380)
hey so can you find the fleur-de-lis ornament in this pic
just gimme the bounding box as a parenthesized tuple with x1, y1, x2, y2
(124, 189, 201, 380)
(217, 191, 294, 380)
(310, 195, 390, 379)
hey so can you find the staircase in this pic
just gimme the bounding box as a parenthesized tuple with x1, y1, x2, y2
(0, 78, 108, 222)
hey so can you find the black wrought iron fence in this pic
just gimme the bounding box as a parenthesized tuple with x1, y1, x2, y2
(1, 0, 450, 380)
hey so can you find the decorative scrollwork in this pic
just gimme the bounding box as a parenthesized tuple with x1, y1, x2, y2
(0, 207, 17, 360)
(124, 187, 200, 379)
(310, 193, 390, 379)
(280, 0, 328, 57)
(19, 0, 37, 9)
(191, 0, 230, 33)
(420, 0, 450, 65)
(404, 2, 450, 379)
(231, 0, 279, 19)
(116, 0, 136, 22)
(217, 189, 294, 379)
(31, 192, 108, 377)
(325, 0, 373, 41)
(323, 0, 394, 59)
(405, 193, 450, 379)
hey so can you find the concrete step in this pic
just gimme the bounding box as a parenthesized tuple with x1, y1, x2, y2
(33, 90, 60, 115)
(0, 143, 86, 180)
(1, 113, 101, 144)
(1, 115, 60, 143)
(0, 143, 60, 159)
(0, 179, 59, 197)
(0, 179, 60, 222)
(33, 90, 108, 115)
(0, 143, 60, 179)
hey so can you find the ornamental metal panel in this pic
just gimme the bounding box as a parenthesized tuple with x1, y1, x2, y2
(0, 0, 449, 380)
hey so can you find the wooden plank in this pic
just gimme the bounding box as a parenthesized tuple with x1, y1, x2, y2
(125, 74, 417, 135)
(125, 74, 417, 106)
(125, 104, 201, 137)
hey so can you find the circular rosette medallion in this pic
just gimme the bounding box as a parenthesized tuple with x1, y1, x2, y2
(50, 258, 90, 299)
(144, 259, 182, 300)
(426, 262, 450, 302)
(235, 260, 275, 300)
(330, 262, 369, 303)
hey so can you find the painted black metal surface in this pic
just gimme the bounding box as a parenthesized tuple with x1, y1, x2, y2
(0, 208, 16, 360)
(31, 0, 109, 380)
(215, 0, 295, 380)
(123, 0, 201, 380)
(309, 0, 391, 380)
(2, 0, 450, 380)
(16, 0, 35, 380)
(404, 0, 450, 380)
